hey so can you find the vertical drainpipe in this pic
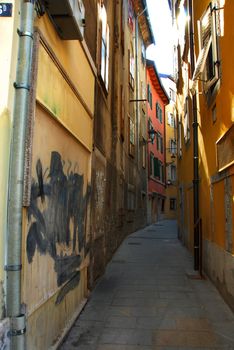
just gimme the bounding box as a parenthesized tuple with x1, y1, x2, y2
(188, 0, 200, 271)
(5, 1, 35, 349)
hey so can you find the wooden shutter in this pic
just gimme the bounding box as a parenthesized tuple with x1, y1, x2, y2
(154, 157, 160, 177)
(192, 1, 219, 92)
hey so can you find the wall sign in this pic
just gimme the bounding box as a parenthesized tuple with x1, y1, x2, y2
(0, 3, 12, 17)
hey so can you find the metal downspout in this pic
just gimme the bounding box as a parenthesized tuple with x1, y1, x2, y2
(5, 1, 35, 348)
(188, 0, 200, 271)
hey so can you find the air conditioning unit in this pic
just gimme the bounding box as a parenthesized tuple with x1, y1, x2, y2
(45, 0, 85, 40)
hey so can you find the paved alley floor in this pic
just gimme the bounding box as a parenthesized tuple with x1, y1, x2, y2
(59, 220, 234, 350)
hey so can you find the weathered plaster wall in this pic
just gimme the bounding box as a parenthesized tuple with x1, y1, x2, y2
(90, 0, 149, 285)
(20, 11, 95, 348)
(204, 239, 234, 311)
(0, 318, 10, 350)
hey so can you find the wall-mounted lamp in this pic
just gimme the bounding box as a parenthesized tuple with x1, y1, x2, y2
(140, 127, 157, 146)
(148, 127, 157, 144)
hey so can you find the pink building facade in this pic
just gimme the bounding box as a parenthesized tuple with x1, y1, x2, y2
(146, 60, 169, 223)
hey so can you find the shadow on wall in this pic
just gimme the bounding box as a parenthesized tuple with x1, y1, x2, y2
(26, 151, 90, 304)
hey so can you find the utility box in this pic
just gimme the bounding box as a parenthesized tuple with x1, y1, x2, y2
(45, 0, 85, 40)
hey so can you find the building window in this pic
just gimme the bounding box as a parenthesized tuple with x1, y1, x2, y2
(167, 164, 176, 182)
(147, 84, 152, 109)
(156, 102, 162, 123)
(169, 139, 177, 156)
(167, 112, 175, 127)
(169, 88, 176, 102)
(149, 152, 154, 176)
(156, 132, 163, 154)
(100, 4, 110, 91)
(153, 158, 164, 182)
(170, 198, 176, 210)
(128, 46, 135, 90)
(171, 165, 176, 181)
(141, 109, 146, 139)
(154, 157, 159, 178)
(192, 1, 220, 92)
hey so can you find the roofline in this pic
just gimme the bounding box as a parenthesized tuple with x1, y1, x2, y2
(147, 59, 170, 104)
(141, 0, 155, 46)
(159, 73, 176, 83)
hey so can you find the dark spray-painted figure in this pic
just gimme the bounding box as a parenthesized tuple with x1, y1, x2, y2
(26, 151, 90, 303)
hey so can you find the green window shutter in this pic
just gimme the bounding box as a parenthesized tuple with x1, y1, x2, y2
(154, 157, 160, 177)
(161, 165, 164, 182)
(149, 153, 153, 175)
(147, 84, 150, 102)
(156, 133, 159, 150)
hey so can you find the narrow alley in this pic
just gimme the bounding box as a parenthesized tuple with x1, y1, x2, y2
(1, 0, 234, 348)
(59, 221, 234, 350)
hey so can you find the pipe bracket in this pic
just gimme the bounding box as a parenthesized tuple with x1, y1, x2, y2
(9, 327, 26, 337)
(17, 29, 33, 39)
(14, 82, 30, 91)
(4, 264, 22, 271)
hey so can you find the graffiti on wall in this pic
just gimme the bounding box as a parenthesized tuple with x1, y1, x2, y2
(26, 151, 90, 304)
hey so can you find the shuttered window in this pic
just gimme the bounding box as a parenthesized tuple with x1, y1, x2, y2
(147, 84, 152, 109)
(192, 1, 219, 92)
(154, 157, 159, 178)
(156, 102, 162, 123)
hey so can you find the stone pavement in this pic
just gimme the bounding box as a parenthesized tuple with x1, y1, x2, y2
(59, 220, 234, 350)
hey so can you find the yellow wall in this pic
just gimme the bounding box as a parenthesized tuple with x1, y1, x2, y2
(194, 0, 234, 252)
(176, 0, 234, 309)
(21, 14, 95, 349)
(165, 103, 177, 220)
(176, 60, 194, 249)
